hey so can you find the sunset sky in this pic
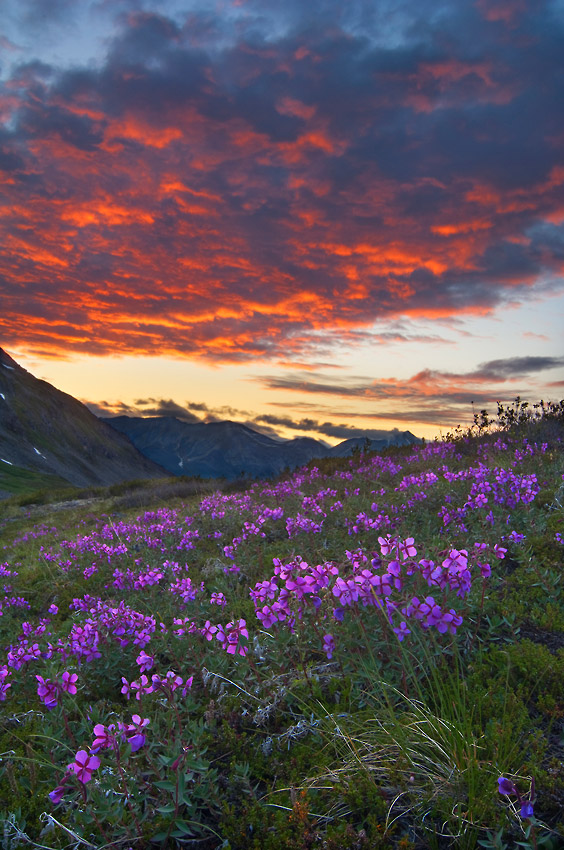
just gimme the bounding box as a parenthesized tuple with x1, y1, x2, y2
(1, 0, 563, 443)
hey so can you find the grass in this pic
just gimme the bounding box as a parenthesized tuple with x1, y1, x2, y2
(0, 463, 70, 498)
(0, 398, 563, 849)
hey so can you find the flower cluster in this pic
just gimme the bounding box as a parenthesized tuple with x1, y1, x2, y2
(49, 714, 151, 803)
(121, 670, 193, 701)
(248, 534, 504, 655)
(36, 671, 78, 709)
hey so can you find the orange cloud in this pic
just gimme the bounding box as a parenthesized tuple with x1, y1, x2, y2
(432, 219, 493, 236)
(0, 10, 562, 365)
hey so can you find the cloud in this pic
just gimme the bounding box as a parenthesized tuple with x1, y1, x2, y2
(472, 356, 564, 379)
(0, 0, 563, 363)
(85, 394, 425, 439)
(252, 412, 409, 440)
(85, 397, 202, 422)
(83, 344, 564, 434)
(84, 393, 416, 439)
(259, 354, 564, 424)
(263, 355, 564, 395)
(85, 395, 261, 424)
(84, 399, 139, 418)
(8, 0, 79, 28)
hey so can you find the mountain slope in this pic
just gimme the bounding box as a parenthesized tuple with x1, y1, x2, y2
(0, 348, 166, 494)
(105, 415, 420, 480)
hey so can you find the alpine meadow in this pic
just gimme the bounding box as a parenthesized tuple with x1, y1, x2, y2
(0, 399, 563, 849)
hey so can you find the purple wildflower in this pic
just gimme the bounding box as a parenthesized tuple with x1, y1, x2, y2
(36, 675, 58, 710)
(60, 671, 78, 694)
(68, 750, 100, 784)
(136, 650, 154, 672)
(201, 620, 218, 640)
(498, 776, 517, 795)
(126, 714, 150, 752)
(497, 775, 535, 819)
(92, 723, 117, 750)
(49, 781, 68, 804)
(322, 634, 335, 659)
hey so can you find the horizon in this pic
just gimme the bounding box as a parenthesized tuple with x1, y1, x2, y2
(94, 405, 418, 446)
(1, 0, 563, 442)
(2, 344, 556, 448)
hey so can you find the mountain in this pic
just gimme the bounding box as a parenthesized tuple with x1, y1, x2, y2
(327, 434, 419, 457)
(0, 348, 166, 497)
(104, 415, 420, 480)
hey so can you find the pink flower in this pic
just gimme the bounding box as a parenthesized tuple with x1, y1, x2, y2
(92, 723, 117, 750)
(68, 750, 100, 784)
(164, 671, 183, 691)
(61, 671, 78, 694)
(36, 675, 58, 710)
(136, 650, 154, 672)
(478, 562, 491, 578)
(378, 535, 396, 556)
(220, 619, 249, 656)
(131, 674, 153, 700)
(201, 620, 218, 641)
(128, 713, 150, 732)
(0, 667, 12, 701)
(393, 621, 411, 641)
(126, 714, 150, 752)
(399, 537, 417, 560)
(210, 592, 227, 606)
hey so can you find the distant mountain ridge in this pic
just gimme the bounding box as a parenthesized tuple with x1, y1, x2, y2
(104, 415, 420, 480)
(0, 348, 166, 496)
(0, 347, 420, 497)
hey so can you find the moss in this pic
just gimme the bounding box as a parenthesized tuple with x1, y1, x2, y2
(500, 641, 564, 729)
(219, 787, 394, 850)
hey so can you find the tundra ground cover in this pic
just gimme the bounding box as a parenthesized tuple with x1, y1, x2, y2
(0, 403, 563, 848)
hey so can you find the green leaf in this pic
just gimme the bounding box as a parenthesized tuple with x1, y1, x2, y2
(185, 757, 210, 772)
(154, 780, 176, 793)
(177, 771, 185, 800)
(150, 832, 170, 842)
(156, 804, 176, 815)
(173, 820, 195, 837)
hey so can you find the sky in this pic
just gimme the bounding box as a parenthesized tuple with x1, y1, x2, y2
(1, 0, 563, 443)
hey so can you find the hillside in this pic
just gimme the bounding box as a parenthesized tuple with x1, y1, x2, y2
(0, 348, 166, 495)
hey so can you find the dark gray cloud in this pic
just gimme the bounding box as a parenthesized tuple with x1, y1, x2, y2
(134, 398, 202, 421)
(86, 398, 201, 422)
(474, 356, 564, 379)
(252, 412, 409, 440)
